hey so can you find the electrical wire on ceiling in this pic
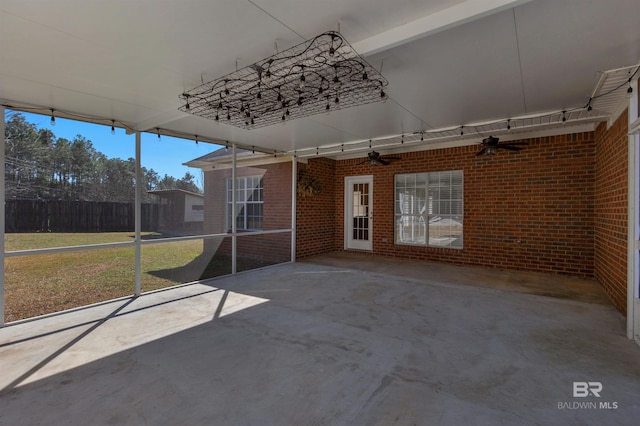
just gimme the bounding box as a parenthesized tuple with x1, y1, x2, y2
(1, 102, 285, 157)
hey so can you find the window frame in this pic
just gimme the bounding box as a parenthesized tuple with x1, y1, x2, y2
(226, 175, 264, 231)
(394, 170, 463, 249)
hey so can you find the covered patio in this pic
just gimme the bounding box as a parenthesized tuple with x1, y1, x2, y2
(1, 254, 638, 424)
(2, 1, 640, 423)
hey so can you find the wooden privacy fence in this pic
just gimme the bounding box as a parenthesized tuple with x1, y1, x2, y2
(5, 200, 159, 233)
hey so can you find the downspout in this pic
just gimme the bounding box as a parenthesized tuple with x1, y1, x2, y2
(291, 155, 297, 262)
(627, 78, 638, 339)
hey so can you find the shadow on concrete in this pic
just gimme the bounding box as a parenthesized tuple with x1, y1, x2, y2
(1, 261, 638, 424)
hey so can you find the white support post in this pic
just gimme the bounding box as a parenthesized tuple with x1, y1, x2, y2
(0, 105, 5, 326)
(134, 132, 142, 296)
(231, 144, 237, 274)
(291, 156, 297, 263)
(628, 78, 639, 340)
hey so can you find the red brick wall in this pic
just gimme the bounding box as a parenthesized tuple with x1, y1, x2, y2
(594, 113, 628, 314)
(321, 133, 597, 276)
(295, 157, 337, 258)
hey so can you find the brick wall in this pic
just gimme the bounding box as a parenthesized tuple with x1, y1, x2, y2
(295, 157, 337, 258)
(594, 113, 628, 314)
(299, 132, 597, 277)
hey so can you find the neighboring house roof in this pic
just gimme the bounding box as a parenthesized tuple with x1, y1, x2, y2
(147, 189, 204, 199)
(189, 147, 252, 162)
(184, 147, 289, 170)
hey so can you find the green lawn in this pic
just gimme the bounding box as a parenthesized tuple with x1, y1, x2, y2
(3, 232, 274, 323)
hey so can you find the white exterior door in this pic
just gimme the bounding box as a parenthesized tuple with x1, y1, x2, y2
(345, 176, 373, 251)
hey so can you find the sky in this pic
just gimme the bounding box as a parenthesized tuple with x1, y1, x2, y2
(8, 110, 223, 190)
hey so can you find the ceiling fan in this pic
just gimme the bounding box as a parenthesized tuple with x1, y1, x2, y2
(359, 151, 401, 166)
(476, 136, 528, 157)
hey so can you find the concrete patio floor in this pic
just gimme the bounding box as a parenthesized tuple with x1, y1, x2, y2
(1, 253, 639, 425)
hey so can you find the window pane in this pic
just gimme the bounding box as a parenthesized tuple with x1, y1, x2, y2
(396, 170, 463, 248)
(431, 199, 440, 215)
(236, 204, 245, 229)
(451, 185, 463, 200)
(396, 214, 426, 244)
(430, 215, 463, 248)
(450, 200, 463, 215)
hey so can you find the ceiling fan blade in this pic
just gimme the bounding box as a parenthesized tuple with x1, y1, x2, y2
(357, 159, 369, 165)
(378, 158, 390, 165)
(476, 147, 488, 156)
(499, 145, 523, 151)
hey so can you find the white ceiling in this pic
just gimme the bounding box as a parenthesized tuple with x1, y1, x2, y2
(1, 0, 639, 155)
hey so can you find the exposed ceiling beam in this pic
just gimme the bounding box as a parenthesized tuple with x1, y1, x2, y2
(352, 0, 533, 56)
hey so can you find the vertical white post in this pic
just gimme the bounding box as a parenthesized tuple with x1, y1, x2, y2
(0, 105, 5, 326)
(135, 132, 142, 296)
(628, 78, 639, 339)
(231, 144, 237, 274)
(291, 156, 297, 263)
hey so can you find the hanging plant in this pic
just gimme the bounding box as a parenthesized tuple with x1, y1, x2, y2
(297, 169, 321, 197)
